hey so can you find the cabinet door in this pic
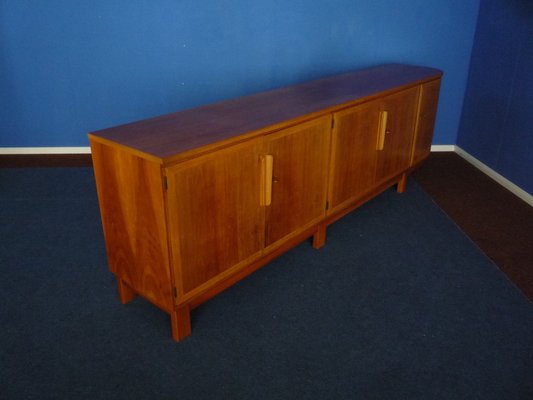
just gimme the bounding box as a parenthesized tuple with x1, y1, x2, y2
(264, 117, 331, 247)
(166, 139, 265, 294)
(411, 79, 441, 165)
(328, 99, 381, 213)
(375, 86, 420, 182)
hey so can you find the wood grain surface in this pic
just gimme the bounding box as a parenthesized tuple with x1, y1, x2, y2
(90, 141, 174, 312)
(328, 99, 381, 213)
(375, 86, 419, 182)
(165, 139, 265, 294)
(265, 116, 331, 247)
(90, 64, 441, 162)
(411, 79, 441, 165)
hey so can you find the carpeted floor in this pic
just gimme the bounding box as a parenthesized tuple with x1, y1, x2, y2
(1, 168, 532, 399)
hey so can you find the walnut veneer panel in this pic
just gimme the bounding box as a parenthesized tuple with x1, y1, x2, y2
(411, 80, 441, 165)
(90, 141, 173, 312)
(265, 116, 331, 247)
(165, 139, 265, 294)
(329, 99, 381, 213)
(375, 86, 420, 182)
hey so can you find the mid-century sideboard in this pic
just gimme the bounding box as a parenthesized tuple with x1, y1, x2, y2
(89, 63, 442, 341)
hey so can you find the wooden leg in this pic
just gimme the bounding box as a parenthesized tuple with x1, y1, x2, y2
(312, 224, 327, 249)
(117, 277, 136, 304)
(171, 305, 191, 342)
(397, 173, 408, 193)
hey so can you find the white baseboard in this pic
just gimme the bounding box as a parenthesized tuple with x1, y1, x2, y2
(1, 145, 531, 206)
(455, 146, 533, 207)
(430, 145, 456, 152)
(0, 147, 91, 154)
(2, 145, 456, 154)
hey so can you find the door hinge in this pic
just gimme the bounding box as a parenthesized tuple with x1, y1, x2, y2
(325, 201, 329, 210)
(331, 117, 335, 129)
(172, 287, 177, 297)
(163, 176, 168, 191)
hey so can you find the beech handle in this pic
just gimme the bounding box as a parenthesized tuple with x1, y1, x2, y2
(260, 154, 273, 206)
(377, 110, 388, 151)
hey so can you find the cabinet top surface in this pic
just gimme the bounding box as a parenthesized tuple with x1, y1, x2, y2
(89, 64, 442, 162)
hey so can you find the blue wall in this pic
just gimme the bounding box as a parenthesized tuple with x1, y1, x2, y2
(1, 0, 479, 147)
(457, 0, 533, 195)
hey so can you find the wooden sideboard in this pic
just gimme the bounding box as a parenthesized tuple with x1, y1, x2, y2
(89, 64, 442, 341)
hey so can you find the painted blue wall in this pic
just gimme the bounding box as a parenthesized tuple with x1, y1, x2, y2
(457, 0, 533, 195)
(0, 0, 479, 147)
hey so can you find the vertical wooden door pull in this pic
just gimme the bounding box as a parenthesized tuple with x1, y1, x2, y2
(377, 110, 388, 150)
(260, 154, 274, 206)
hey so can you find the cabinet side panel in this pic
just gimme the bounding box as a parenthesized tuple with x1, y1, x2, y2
(411, 79, 441, 165)
(90, 140, 173, 312)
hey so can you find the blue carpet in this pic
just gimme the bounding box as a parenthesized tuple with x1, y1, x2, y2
(1, 168, 532, 399)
